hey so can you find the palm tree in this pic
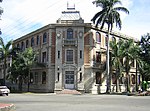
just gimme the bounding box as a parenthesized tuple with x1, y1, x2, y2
(121, 39, 136, 92)
(0, 37, 13, 85)
(110, 38, 124, 92)
(91, 0, 129, 93)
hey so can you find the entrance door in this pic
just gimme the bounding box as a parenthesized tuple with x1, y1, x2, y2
(65, 71, 74, 89)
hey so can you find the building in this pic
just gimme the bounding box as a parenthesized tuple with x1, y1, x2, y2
(3, 7, 140, 93)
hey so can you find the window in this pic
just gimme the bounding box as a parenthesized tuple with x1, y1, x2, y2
(112, 73, 117, 84)
(36, 35, 40, 45)
(105, 35, 108, 46)
(17, 43, 20, 48)
(42, 52, 46, 63)
(57, 72, 60, 82)
(35, 72, 38, 83)
(80, 73, 82, 82)
(21, 42, 24, 50)
(80, 50, 82, 59)
(58, 51, 60, 59)
(67, 28, 73, 39)
(66, 50, 73, 63)
(96, 72, 101, 84)
(31, 37, 34, 47)
(30, 72, 34, 84)
(96, 52, 101, 62)
(42, 72, 46, 84)
(131, 74, 135, 84)
(43, 32, 47, 43)
(96, 32, 101, 43)
(26, 40, 29, 48)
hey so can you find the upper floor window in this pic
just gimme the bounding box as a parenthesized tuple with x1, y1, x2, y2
(21, 42, 24, 50)
(17, 43, 20, 49)
(26, 40, 29, 48)
(58, 51, 60, 59)
(67, 28, 73, 39)
(105, 35, 108, 46)
(31, 37, 34, 47)
(42, 52, 47, 63)
(80, 50, 82, 59)
(66, 50, 73, 63)
(96, 51, 101, 63)
(43, 32, 47, 43)
(36, 35, 40, 45)
(96, 32, 101, 43)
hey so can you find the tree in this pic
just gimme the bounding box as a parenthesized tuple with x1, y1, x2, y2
(21, 47, 37, 91)
(120, 39, 137, 92)
(91, 0, 129, 93)
(8, 52, 28, 91)
(110, 38, 124, 92)
(0, 37, 14, 85)
(139, 33, 150, 81)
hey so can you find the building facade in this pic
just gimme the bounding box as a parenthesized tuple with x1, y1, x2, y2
(3, 8, 140, 93)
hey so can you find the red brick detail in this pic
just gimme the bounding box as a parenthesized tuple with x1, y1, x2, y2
(51, 32, 56, 45)
(84, 34, 90, 45)
(51, 46, 55, 63)
(84, 47, 90, 63)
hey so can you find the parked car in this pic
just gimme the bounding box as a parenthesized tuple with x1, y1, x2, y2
(0, 86, 10, 96)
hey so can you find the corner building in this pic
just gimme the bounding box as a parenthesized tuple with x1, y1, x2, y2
(13, 8, 139, 93)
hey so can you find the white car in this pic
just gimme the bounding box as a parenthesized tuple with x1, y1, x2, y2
(0, 86, 10, 96)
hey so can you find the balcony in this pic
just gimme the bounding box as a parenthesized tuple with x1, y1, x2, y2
(63, 38, 77, 46)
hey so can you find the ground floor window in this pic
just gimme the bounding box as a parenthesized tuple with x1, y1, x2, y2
(96, 72, 101, 84)
(42, 72, 46, 84)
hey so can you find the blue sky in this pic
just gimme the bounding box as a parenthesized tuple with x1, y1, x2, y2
(0, 0, 150, 42)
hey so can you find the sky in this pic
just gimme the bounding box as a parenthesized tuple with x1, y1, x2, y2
(0, 0, 150, 42)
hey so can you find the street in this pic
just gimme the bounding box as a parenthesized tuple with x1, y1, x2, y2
(0, 93, 150, 111)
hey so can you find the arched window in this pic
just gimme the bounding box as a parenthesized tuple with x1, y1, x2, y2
(36, 35, 40, 45)
(96, 32, 101, 43)
(31, 37, 34, 47)
(43, 32, 47, 43)
(26, 40, 29, 48)
(21, 42, 24, 50)
(67, 28, 73, 39)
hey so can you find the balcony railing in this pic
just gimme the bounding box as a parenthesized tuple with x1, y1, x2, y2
(63, 38, 77, 46)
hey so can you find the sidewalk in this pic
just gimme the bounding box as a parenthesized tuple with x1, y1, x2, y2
(0, 103, 15, 111)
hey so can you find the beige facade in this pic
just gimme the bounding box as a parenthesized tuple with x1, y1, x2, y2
(0, 8, 140, 93)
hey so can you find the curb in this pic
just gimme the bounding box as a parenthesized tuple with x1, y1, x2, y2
(0, 103, 15, 111)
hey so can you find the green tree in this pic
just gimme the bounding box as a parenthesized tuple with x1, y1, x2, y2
(8, 52, 28, 91)
(121, 39, 136, 92)
(110, 38, 124, 92)
(0, 37, 14, 85)
(139, 33, 150, 81)
(21, 47, 37, 92)
(91, 0, 129, 93)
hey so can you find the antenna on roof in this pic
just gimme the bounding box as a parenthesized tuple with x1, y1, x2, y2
(67, 1, 75, 10)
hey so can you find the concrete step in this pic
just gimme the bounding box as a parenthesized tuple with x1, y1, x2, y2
(57, 89, 82, 95)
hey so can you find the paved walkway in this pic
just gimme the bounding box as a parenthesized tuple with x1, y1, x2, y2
(0, 103, 15, 111)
